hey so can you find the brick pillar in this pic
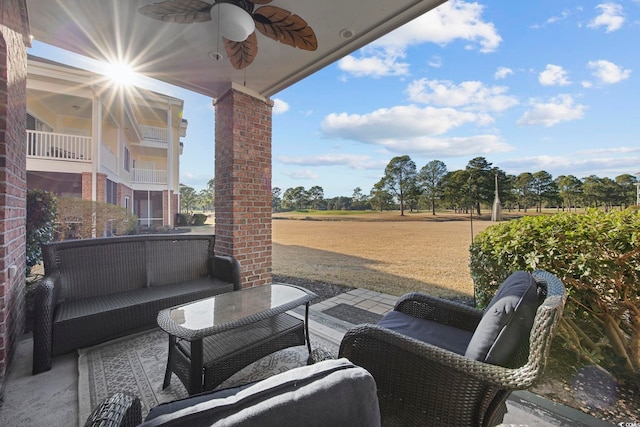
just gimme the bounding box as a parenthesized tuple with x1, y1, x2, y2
(0, 0, 29, 397)
(214, 87, 272, 288)
(81, 172, 107, 202)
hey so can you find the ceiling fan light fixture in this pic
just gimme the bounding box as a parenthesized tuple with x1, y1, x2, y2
(210, 2, 255, 42)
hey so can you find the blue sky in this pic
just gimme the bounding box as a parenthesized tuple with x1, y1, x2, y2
(29, 1, 640, 197)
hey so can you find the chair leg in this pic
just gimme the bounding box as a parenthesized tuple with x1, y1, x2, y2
(163, 335, 176, 389)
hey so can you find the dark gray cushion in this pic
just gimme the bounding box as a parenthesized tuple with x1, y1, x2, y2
(464, 271, 538, 366)
(140, 358, 381, 427)
(378, 310, 473, 355)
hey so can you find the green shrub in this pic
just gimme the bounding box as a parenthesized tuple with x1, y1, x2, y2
(175, 213, 190, 226)
(191, 213, 207, 226)
(469, 209, 640, 375)
(26, 189, 57, 276)
(55, 197, 137, 239)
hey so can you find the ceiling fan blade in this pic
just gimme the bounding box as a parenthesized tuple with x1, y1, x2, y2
(224, 32, 259, 70)
(138, 0, 213, 23)
(253, 6, 318, 51)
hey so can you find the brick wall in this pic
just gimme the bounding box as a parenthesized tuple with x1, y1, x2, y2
(0, 0, 29, 397)
(161, 190, 178, 226)
(214, 88, 273, 288)
(117, 182, 133, 211)
(81, 172, 107, 202)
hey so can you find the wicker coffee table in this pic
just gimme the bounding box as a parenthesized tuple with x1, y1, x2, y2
(157, 284, 316, 395)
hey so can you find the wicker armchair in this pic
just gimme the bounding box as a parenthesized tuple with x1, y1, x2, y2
(338, 270, 566, 427)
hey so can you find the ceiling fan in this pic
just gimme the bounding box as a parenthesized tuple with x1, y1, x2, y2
(138, 0, 318, 70)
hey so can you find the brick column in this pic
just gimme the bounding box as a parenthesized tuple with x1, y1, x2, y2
(0, 0, 29, 396)
(214, 87, 272, 288)
(81, 172, 107, 202)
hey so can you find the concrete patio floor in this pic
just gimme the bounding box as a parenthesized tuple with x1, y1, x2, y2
(0, 288, 614, 427)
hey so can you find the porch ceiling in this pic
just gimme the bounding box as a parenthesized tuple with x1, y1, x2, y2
(26, 0, 447, 98)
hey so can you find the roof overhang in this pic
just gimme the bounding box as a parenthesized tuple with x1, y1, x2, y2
(26, 0, 447, 98)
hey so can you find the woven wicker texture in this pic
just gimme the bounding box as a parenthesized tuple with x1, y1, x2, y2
(84, 392, 142, 427)
(33, 235, 240, 374)
(338, 270, 566, 427)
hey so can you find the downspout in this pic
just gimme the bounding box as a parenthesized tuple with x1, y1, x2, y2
(92, 95, 102, 237)
(167, 104, 173, 226)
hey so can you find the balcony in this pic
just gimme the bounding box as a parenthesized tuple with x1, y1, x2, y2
(132, 168, 168, 184)
(138, 125, 168, 142)
(26, 130, 92, 162)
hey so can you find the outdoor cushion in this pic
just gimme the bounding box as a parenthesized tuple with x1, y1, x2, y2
(141, 358, 381, 427)
(464, 271, 538, 366)
(378, 310, 473, 355)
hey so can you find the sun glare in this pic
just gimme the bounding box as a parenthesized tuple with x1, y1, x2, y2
(103, 61, 139, 87)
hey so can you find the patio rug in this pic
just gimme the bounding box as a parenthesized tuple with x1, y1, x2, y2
(78, 327, 339, 423)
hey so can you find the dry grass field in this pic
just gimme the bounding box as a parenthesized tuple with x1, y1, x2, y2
(272, 211, 500, 299)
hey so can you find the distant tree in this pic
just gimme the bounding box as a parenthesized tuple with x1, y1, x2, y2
(466, 157, 493, 215)
(272, 187, 282, 212)
(369, 179, 393, 212)
(615, 174, 638, 208)
(179, 183, 198, 214)
(581, 175, 605, 208)
(513, 172, 533, 212)
(555, 175, 582, 212)
(307, 185, 325, 209)
(382, 155, 417, 216)
(441, 170, 470, 213)
(199, 178, 215, 211)
(282, 186, 309, 210)
(531, 171, 555, 212)
(351, 187, 368, 210)
(418, 160, 447, 215)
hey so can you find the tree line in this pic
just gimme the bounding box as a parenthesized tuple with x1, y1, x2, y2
(273, 156, 639, 215)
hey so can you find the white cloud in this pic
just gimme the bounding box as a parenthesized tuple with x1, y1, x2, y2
(283, 169, 319, 180)
(322, 105, 492, 141)
(337, 0, 501, 78)
(588, 3, 625, 32)
(547, 10, 571, 24)
(320, 104, 513, 157)
(337, 48, 409, 78)
(494, 67, 513, 80)
(539, 64, 571, 86)
(428, 56, 443, 68)
(278, 154, 383, 170)
(517, 94, 587, 127)
(272, 98, 290, 115)
(581, 80, 594, 88)
(500, 154, 640, 177)
(587, 59, 631, 84)
(407, 79, 518, 112)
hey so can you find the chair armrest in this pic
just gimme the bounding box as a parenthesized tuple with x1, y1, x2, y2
(212, 255, 241, 290)
(83, 392, 142, 427)
(339, 324, 535, 389)
(32, 272, 61, 374)
(393, 292, 483, 332)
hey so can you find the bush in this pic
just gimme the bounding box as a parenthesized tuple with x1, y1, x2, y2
(175, 213, 190, 226)
(55, 197, 137, 240)
(191, 213, 207, 226)
(469, 209, 640, 376)
(26, 189, 57, 276)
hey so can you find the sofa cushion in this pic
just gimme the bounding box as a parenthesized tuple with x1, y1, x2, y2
(141, 358, 381, 427)
(52, 278, 234, 355)
(378, 310, 473, 355)
(146, 239, 211, 287)
(464, 271, 538, 366)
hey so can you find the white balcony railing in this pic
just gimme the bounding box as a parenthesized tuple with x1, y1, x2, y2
(132, 168, 168, 184)
(139, 125, 168, 142)
(26, 130, 92, 162)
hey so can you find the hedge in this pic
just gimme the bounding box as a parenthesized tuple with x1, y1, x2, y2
(469, 209, 640, 376)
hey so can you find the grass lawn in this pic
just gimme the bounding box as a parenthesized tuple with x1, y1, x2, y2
(272, 210, 502, 299)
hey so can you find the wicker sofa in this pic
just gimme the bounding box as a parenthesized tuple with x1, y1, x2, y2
(32, 234, 241, 374)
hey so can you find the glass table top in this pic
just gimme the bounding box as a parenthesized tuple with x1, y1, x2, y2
(165, 284, 314, 334)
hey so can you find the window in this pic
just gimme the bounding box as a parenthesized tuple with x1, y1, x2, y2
(26, 113, 53, 132)
(125, 196, 130, 211)
(124, 147, 130, 172)
(106, 179, 118, 205)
